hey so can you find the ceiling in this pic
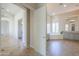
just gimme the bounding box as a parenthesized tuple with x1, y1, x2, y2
(2, 3, 79, 18)
(16, 3, 38, 10)
(1, 3, 38, 18)
(47, 3, 79, 16)
(1, 3, 24, 17)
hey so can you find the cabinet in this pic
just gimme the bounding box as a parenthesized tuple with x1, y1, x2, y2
(63, 32, 79, 40)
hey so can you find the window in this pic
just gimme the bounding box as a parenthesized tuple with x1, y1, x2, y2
(56, 23, 59, 33)
(52, 23, 55, 33)
(65, 24, 69, 31)
(47, 23, 51, 34)
(47, 20, 59, 35)
(52, 22, 59, 35)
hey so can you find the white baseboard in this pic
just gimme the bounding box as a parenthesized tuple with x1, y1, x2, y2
(49, 35, 63, 39)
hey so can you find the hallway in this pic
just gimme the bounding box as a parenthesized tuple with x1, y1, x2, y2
(47, 39, 79, 56)
(0, 3, 47, 56)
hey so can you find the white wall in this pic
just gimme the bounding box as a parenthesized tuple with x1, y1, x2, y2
(58, 16, 79, 32)
(30, 10, 34, 48)
(47, 15, 79, 40)
(0, 14, 18, 48)
(0, 4, 27, 49)
(1, 20, 9, 36)
(30, 5, 46, 55)
(14, 11, 23, 39)
(47, 15, 63, 39)
(14, 9, 27, 49)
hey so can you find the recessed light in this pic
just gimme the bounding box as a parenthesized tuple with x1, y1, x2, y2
(69, 20, 75, 22)
(59, 3, 67, 7)
(6, 9, 9, 12)
(63, 4, 67, 7)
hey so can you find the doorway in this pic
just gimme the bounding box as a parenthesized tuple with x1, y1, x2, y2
(0, 3, 27, 52)
(18, 19, 23, 40)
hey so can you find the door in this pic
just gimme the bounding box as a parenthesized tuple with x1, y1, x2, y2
(70, 23, 75, 32)
(18, 19, 23, 40)
(33, 6, 47, 56)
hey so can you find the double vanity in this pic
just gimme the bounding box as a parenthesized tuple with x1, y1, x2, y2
(63, 31, 79, 40)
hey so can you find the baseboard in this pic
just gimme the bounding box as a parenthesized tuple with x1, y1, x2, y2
(32, 48, 43, 56)
(49, 35, 63, 40)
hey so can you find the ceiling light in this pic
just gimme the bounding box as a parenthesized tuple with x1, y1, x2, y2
(69, 20, 75, 22)
(59, 3, 67, 7)
(6, 9, 9, 12)
(63, 4, 67, 7)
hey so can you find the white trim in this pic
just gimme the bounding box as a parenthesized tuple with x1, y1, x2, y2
(14, 3, 35, 11)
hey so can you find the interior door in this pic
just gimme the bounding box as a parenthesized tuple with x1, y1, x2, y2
(33, 6, 47, 56)
(70, 22, 75, 32)
(18, 19, 22, 40)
